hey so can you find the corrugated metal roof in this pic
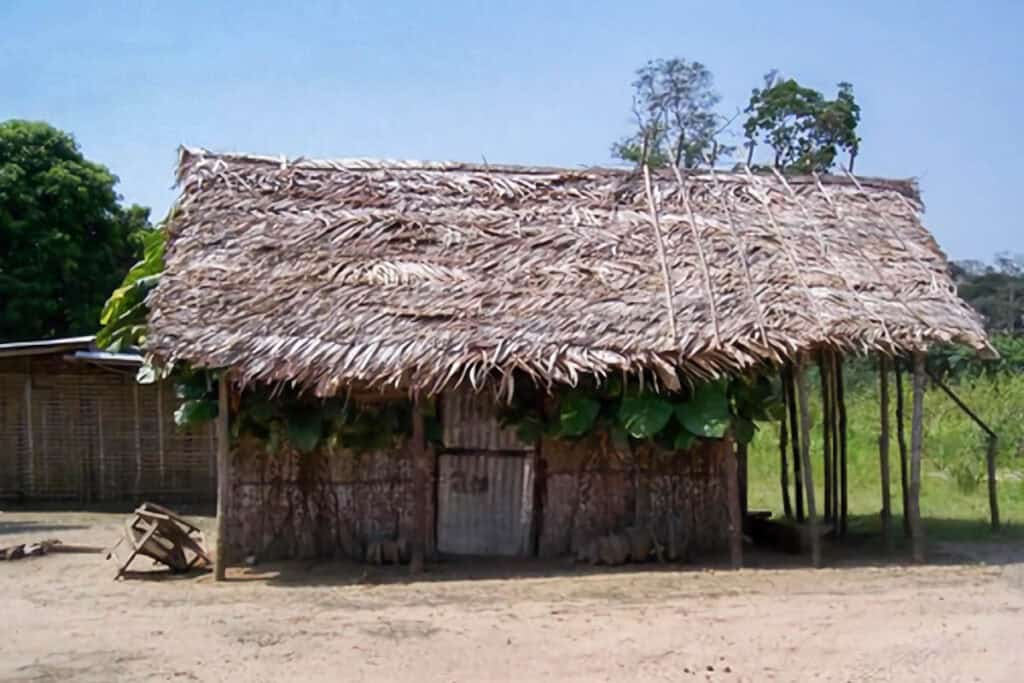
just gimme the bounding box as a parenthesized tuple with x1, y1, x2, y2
(0, 336, 95, 358)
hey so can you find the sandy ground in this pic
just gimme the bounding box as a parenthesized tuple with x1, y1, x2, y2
(2, 509, 1024, 682)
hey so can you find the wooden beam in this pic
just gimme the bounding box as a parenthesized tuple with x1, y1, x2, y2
(795, 355, 821, 568)
(214, 373, 231, 582)
(908, 352, 926, 563)
(783, 364, 805, 521)
(836, 354, 848, 537)
(819, 352, 833, 522)
(409, 395, 428, 575)
(986, 435, 1000, 532)
(778, 390, 793, 519)
(23, 375, 34, 499)
(894, 359, 911, 537)
(738, 441, 749, 520)
(925, 369, 1001, 531)
(877, 355, 893, 541)
(724, 439, 743, 569)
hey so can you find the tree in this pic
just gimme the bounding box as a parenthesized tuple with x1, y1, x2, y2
(0, 120, 150, 341)
(954, 252, 1024, 333)
(743, 72, 861, 173)
(612, 58, 733, 169)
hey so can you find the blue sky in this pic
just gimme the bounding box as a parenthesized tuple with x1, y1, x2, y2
(2, 0, 1020, 260)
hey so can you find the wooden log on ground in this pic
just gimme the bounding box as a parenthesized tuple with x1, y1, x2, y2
(795, 355, 821, 568)
(909, 352, 926, 563)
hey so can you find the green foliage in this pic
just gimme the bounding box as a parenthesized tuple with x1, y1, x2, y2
(619, 392, 674, 438)
(97, 226, 165, 351)
(676, 380, 731, 438)
(951, 253, 1024, 335)
(500, 373, 781, 450)
(746, 366, 1024, 540)
(612, 58, 732, 169)
(0, 120, 151, 341)
(743, 72, 861, 173)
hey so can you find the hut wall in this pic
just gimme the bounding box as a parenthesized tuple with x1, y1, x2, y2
(228, 439, 420, 562)
(0, 355, 216, 502)
(537, 437, 731, 558)
(226, 391, 731, 563)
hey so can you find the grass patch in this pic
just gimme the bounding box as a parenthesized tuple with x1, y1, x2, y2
(746, 367, 1024, 542)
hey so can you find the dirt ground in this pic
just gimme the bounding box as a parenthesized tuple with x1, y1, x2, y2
(2, 509, 1024, 682)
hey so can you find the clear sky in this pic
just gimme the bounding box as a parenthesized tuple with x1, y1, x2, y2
(2, 0, 1020, 260)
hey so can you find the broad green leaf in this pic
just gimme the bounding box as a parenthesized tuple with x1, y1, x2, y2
(733, 416, 756, 445)
(673, 430, 697, 451)
(676, 380, 730, 438)
(174, 399, 218, 427)
(557, 393, 600, 437)
(618, 392, 673, 438)
(286, 406, 324, 453)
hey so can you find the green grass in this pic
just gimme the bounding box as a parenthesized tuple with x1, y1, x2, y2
(746, 368, 1024, 542)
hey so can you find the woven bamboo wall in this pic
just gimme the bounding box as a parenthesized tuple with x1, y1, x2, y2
(0, 355, 216, 502)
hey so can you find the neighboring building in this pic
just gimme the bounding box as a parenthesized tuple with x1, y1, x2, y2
(0, 336, 216, 503)
(145, 149, 990, 564)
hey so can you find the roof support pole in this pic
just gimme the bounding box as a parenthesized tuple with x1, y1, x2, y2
(724, 438, 743, 569)
(877, 355, 893, 545)
(836, 354, 848, 537)
(795, 354, 821, 568)
(214, 372, 231, 581)
(894, 360, 911, 538)
(908, 352, 927, 563)
(777, 376, 793, 520)
(409, 394, 428, 575)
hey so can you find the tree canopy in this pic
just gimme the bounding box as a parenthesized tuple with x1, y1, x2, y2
(742, 72, 861, 173)
(0, 120, 150, 342)
(611, 58, 731, 169)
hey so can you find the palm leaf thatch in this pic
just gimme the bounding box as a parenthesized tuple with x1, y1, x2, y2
(146, 147, 990, 397)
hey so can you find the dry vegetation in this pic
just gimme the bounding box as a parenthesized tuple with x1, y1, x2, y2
(3, 509, 1023, 682)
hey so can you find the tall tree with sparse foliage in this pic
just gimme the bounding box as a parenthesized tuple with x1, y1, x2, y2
(0, 120, 150, 342)
(743, 71, 861, 173)
(612, 58, 732, 169)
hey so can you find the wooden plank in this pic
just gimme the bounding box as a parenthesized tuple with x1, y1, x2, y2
(157, 381, 166, 487)
(214, 374, 230, 581)
(132, 382, 142, 498)
(908, 352, 926, 563)
(795, 356, 821, 568)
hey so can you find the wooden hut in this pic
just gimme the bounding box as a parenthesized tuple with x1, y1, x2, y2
(0, 336, 216, 502)
(145, 149, 991, 574)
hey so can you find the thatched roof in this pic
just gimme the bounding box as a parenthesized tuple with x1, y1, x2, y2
(146, 147, 990, 396)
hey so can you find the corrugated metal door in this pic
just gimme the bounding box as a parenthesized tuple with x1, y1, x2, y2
(436, 453, 532, 556)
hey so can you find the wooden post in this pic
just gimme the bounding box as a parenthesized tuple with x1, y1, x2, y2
(132, 382, 143, 498)
(409, 394, 428, 575)
(784, 364, 805, 521)
(724, 439, 743, 569)
(986, 435, 1000, 532)
(836, 354, 848, 537)
(778, 400, 793, 519)
(894, 359, 911, 537)
(737, 441, 748, 519)
(877, 356, 892, 541)
(795, 355, 821, 568)
(214, 373, 231, 582)
(908, 352, 926, 563)
(819, 352, 833, 522)
(157, 382, 166, 489)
